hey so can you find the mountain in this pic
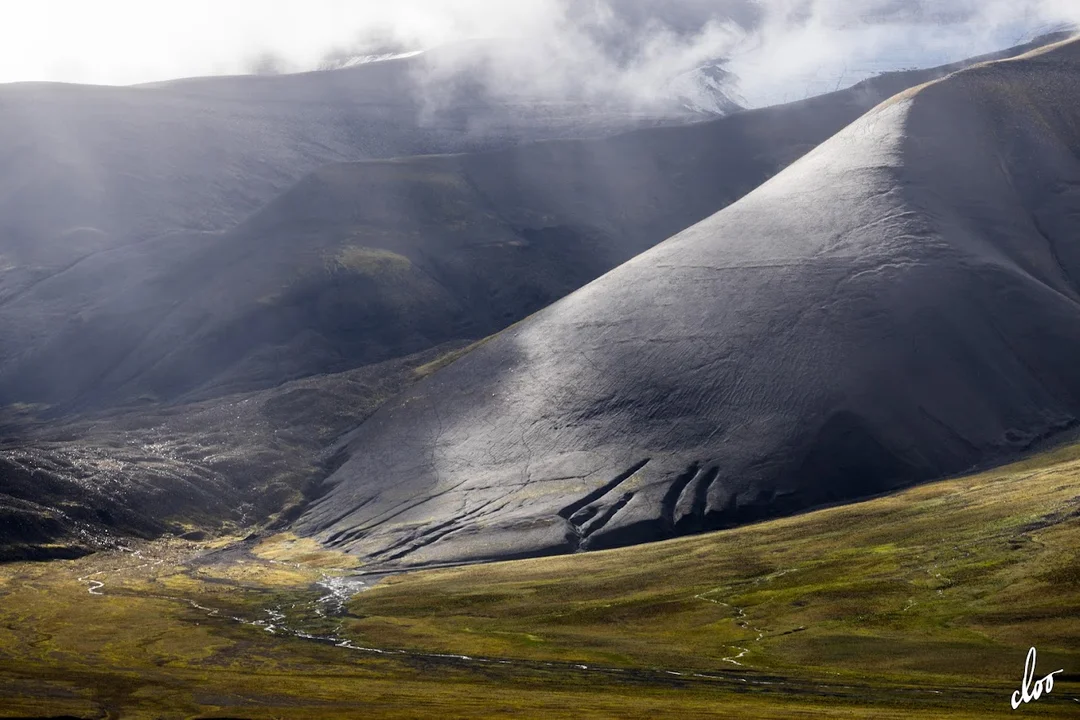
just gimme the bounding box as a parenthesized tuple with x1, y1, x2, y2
(1, 36, 1062, 412)
(296, 36, 1080, 569)
(0, 342, 460, 561)
(0, 46, 719, 277)
(0, 34, 1069, 561)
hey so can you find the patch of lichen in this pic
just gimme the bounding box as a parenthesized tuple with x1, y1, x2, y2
(413, 336, 495, 379)
(251, 532, 361, 570)
(329, 245, 412, 277)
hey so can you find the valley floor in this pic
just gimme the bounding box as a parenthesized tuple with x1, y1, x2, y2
(1, 445, 1079, 718)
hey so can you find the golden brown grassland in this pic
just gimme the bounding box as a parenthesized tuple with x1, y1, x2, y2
(1, 445, 1078, 718)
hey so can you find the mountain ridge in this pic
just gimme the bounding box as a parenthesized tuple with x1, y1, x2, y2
(3, 34, 1066, 412)
(0, 32, 1072, 561)
(296, 34, 1080, 568)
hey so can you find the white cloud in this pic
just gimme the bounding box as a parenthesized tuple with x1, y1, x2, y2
(727, 0, 1080, 106)
(0, 0, 1076, 112)
(0, 0, 562, 85)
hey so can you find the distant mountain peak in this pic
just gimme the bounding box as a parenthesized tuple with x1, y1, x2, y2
(665, 60, 743, 115)
(319, 49, 426, 71)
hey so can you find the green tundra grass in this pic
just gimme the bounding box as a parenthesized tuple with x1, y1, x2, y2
(1, 444, 1078, 718)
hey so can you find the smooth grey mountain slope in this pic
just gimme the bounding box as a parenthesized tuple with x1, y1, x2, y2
(298, 37, 1080, 568)
(0, 35, 1069, 561)
(0, 36, 1063, 411)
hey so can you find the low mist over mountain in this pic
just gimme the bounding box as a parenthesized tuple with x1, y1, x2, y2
(0, 54, 723, 275)
(4, 2, 1076, 273)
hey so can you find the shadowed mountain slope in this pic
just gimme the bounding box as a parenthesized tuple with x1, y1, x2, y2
(0, 36, 1064, 410)
(296, 37, 1080, 569)
(0, 340, 472, 561)
(0, 48, 723, 276)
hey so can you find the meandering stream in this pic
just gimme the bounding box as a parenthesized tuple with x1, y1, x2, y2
(71, 555, 991, 705)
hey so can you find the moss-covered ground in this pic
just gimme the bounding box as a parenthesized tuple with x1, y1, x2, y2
(2, 446, 1079, 718)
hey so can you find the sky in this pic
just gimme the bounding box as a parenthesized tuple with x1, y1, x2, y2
(0, 1, 565, 85)
(0, 1, 1077, 107)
